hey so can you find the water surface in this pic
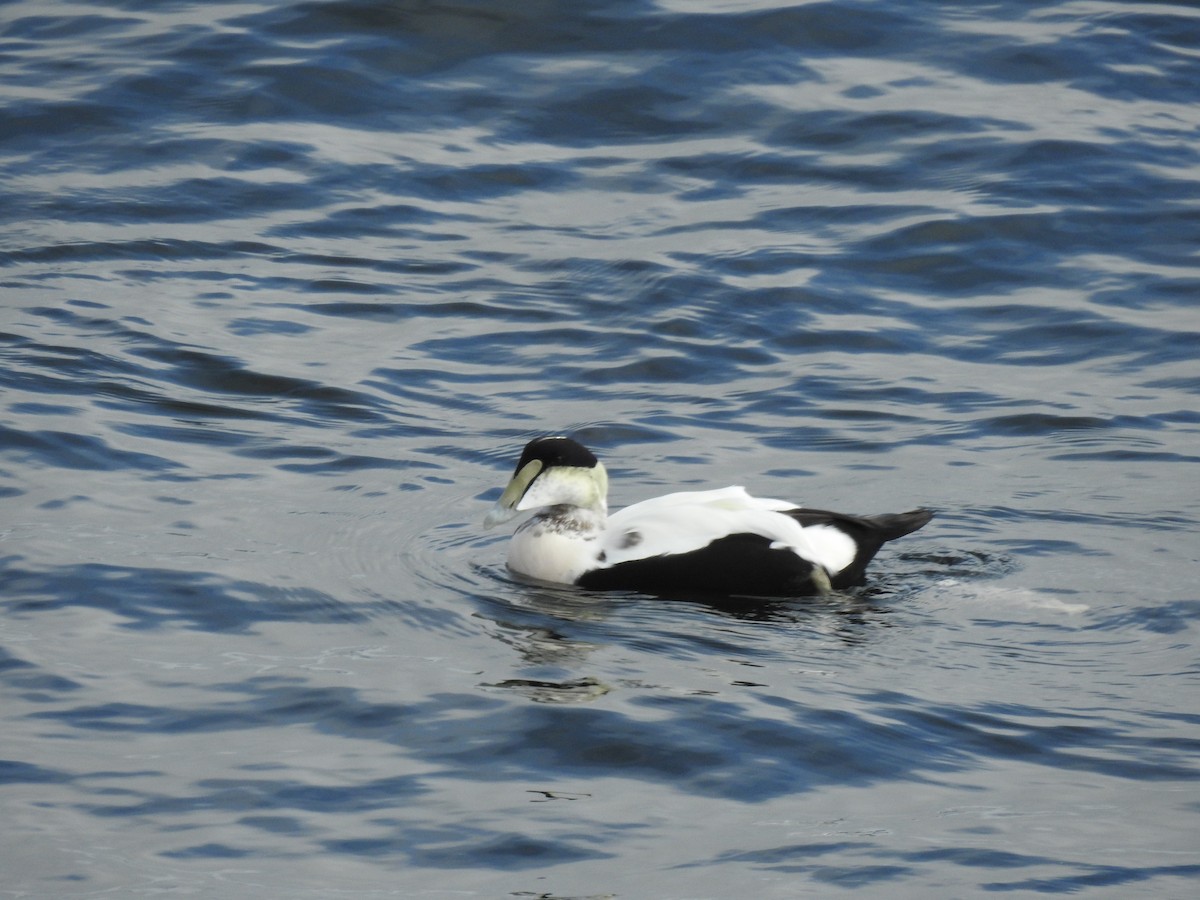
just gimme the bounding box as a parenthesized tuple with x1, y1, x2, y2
(2, 1, 1199, 896)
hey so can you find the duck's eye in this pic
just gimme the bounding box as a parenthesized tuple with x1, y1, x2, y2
(620, 531, 642, 549)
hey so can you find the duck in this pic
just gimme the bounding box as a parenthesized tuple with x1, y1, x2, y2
(483, 436, 933, 597)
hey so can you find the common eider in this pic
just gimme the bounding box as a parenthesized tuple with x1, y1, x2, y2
(484, 436, 933, 597)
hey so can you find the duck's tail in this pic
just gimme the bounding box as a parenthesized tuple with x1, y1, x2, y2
(786, 506, 935, 589)
(861, 508, 935, 542)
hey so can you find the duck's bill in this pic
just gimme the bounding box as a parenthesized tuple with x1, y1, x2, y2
(483, 502, 518, 529)
(482, 459, 543, 528)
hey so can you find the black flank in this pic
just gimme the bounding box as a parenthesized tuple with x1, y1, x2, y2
(578, 533, 827, 598)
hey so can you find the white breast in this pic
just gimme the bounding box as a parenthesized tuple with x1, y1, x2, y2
(507, 513, 603, 584)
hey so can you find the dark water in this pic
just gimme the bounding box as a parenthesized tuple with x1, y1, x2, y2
(3, 1, 1200, 896)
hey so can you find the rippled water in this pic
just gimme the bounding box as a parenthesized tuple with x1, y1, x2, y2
(3, 1, 1200, 896)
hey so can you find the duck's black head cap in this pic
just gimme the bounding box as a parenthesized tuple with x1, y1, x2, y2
(515, 436, 598, 472)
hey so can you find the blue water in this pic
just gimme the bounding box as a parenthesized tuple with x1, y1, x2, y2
(3, 1, 1200, 896)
